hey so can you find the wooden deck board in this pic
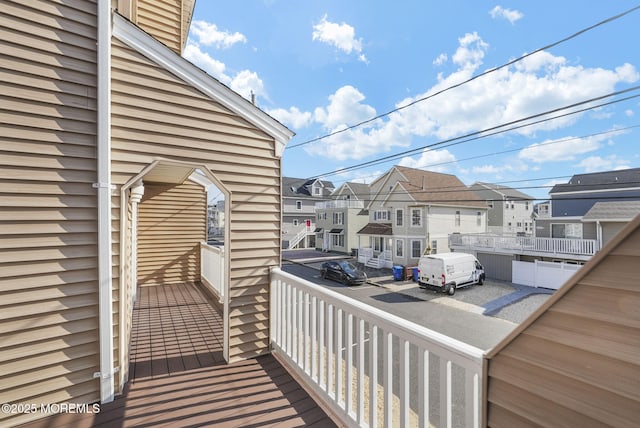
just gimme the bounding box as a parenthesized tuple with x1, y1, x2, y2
(20, 282, 336, 428)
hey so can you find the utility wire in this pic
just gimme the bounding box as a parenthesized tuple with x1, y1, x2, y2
(286, 5, 640, 150)
(308, 87, 640, 179)
(326, 124, 640, 186)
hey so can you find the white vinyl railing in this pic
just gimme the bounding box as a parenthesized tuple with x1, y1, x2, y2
(316, 200, 365, 210)
(270, 268, 485, 428)
(200, 242, 224, 300)
(449, 233, 600, 257)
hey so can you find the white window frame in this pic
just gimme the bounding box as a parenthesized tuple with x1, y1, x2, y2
(410, 240, 422, 258)
(374, 210, 391, 221)
(411, 208, 422, 227)
(455, 210, 461, 227)
(296, 200, 302, 210)
(396, 208, 404, 227)
(395, 239, 404, 257)
(333, 212, 344, 225)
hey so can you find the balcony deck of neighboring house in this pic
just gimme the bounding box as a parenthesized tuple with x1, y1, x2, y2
(448, 233, 600, 260)
(22, 282, 336, 428)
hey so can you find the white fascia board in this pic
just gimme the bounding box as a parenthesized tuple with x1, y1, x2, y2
(550, 186, 640, 196)
(111, 14, 294, 157)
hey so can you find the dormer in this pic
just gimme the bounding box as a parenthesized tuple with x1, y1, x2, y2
(115, 0, 195, 55)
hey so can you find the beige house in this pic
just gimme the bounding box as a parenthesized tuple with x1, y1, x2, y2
(0, 1, 293, 426)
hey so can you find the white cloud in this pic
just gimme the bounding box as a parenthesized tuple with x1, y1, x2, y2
(313, 85, 376, 130)
(433, 53, 448, 66)
(183, 42, 266, 102)
(452, 32, 489, 70)
(575, 155, 630, 172)
(518, 135, 606, 163)
(267, 106, 313, 129)
(398, 148, 456, 173)
(183, 42, 229, 82)
(471, 164, 501, 174)
(625, 109, 635, 117)
(312, 14, 367, 63)
(489, 6, 524, 24)
(190, 20, 247, 49)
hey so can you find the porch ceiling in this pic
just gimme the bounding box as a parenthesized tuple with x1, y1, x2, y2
(142, 163, 195, 184)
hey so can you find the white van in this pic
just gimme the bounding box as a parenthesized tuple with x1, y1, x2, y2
(417, 252, 485, 295)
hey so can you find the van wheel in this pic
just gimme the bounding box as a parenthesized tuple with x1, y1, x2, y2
(446, 283, 456, 296)
(477, 276, 484, 286)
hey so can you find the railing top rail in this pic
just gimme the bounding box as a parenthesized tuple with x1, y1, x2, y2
(271, 267, 485, 365)
(200, 241, 224, 252)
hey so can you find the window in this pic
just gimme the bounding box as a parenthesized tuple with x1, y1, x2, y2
(396, 209, 404, 227)
(331, 234, 344, 247)
(296, 201, 302, 210)
(517, 222, 522, 228)
(525, 201, 529, 210)
(411, 208, 421, 226)
(372, 236, 385, 252)
(395, 239, 404, 257)
(293, 219, 299, 226)
(333, 212, 344, 225)
(314, 186, 321, 196)
(552, 223, 583, 239)
(374, 210, 391, 221)
(477, 211, 482, 226)
(455, 211, 461, 227)
(411, 240, 422, 258)
(431, 240, 438, 254)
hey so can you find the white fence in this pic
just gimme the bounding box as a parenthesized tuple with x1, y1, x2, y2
(449, 234, 599, 257)
(512, 260, 582, 290)
(200, 242, 224, 300)
(270, 268, 485, 428)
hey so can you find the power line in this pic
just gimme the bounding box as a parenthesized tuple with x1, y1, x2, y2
(326, 124, 640, 186)
(308, 87, 640, 180)
(286, 5, 640, 150)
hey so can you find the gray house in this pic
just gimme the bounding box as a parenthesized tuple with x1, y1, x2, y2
(315, 182, 370, 254)
(469, 182, 534, 235)
(282, 177, 335, 249)
(536, 167, 640, 243)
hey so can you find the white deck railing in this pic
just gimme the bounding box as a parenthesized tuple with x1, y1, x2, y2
(200, 242, 224, 301)
(449, 233, 600, 257)
(316, 200, 365, 210)
(270, 268, 485, 428)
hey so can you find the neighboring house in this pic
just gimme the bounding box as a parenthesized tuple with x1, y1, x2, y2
(315, 182, 370, 254)
(535, 167, 640, 243)
(282, 177, 335, 249)
(469, 182, 534, 235)
(450, 168, 640, 285)
(486, 212, 640, 427)
(207, 200, 225, 242)
(0, 1, 293, 426)
(358, 166, 487, 268)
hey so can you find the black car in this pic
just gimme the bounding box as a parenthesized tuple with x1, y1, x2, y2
(320, 260, 367, 286)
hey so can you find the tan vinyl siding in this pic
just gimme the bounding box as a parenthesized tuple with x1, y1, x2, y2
(0, 0, 99, 426)
(487, 216, 640, 427)
(137, 0, 182, 53)
(137, 181, 206, 286)
(111, 38, 281, 361)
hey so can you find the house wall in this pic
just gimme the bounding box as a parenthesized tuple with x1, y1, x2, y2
(137, 181, 206, 286)
(0, 1, 100, 426)
(486, 218, 640, 427)
(535, 218, 597, 239)
(136, 0, 183, 54)
(601, 222, 626, 246)
(427, 205, 486, 253)
(111, 39, 282, 362)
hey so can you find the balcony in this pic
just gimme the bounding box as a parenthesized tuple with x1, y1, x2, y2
(449, 233, 600, 260)
(316, 200, 365, 210)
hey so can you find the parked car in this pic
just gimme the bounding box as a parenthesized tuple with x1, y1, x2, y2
(320, 260, 367, 286)
(418, 252, 484, 295)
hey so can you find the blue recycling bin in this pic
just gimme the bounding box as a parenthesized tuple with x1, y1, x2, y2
(412, 267, 419, 282)
(392, 265, 404, 281)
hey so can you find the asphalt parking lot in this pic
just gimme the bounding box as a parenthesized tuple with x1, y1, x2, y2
(283, 249, 554, 324)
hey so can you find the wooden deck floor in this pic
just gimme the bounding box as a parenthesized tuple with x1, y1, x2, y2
(24, 283, 336, 428)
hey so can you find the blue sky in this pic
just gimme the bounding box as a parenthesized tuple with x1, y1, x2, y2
(186, 1, 640, 200)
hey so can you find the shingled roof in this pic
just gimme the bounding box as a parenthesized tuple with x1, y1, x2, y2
(393, 166, 486, 208)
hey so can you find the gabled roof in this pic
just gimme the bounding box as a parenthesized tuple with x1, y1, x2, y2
(357, 223, 393, 235)
(282, 177, 335, 198)
(391, 166, 485, 208)
(112, 13, 294, 156)
(333, 182, 371, 202)
(470, 182, 534, 200)
(550, 167, 640, 194)
(582, 201, 640, 222)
